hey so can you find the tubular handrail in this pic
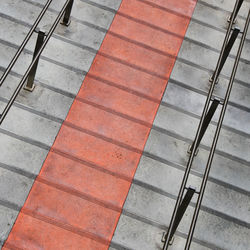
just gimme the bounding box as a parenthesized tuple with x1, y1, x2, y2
(162, 0, 249, 248)
(0, 0, 73, 124)
(162, 1, 241, 248)
(185, 10, 250, 250)
(0, 0, 53, 87)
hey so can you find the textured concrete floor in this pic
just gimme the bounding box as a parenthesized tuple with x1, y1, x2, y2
(0, 0, 250, 249)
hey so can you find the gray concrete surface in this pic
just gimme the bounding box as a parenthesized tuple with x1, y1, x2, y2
(0, 0, 121, 246)
(111, 0, 250, 249)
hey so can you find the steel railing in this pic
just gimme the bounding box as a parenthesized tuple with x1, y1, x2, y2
(0, 0, 74, 124)
(161, 0, 250, 249)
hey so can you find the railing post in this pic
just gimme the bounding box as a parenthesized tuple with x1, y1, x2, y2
(61, 0, 74, 26)
(188, 98, 220, 155)
(228, 0, 244, 23)
(162, 187, 196, 249)
(210, 28, 240, 83)
(24, 30, 46, 92)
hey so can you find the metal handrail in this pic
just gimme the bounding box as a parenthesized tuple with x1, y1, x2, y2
(0, 0, 53, 87)
(162, 0, 249, 248)
(0, 0, 73, 124)
(162, 0, 241, 248)
(185, 9, 250, 249)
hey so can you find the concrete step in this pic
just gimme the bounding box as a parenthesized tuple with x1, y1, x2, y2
(0, 132, 47, 176)
(192, 2, 250, 38)
(0, 0, 116, 31)
(185, 20, 250, 63)
(0, 71, 73, 121)
(0, 20, 95, 73)
(178, 39, 250, 87)
(153, 105, 250, 163)
(199, 0, 250, 19)
(170, 60, 250, 112)
(120, 184, 250, 250)
(0, 168, 33, 208)
(0, 205, 18, 247)
(144, 130, 250, 194)
(111, 214, 213, 250)
(134, 155, 250, 228)
(163, 82, 250, 136)
(0, 100, 60, 147)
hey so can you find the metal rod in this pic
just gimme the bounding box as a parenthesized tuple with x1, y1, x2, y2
(185, 9, 250, 250)
(24, 30, 46, 91)
(162, 1, 240, 249)
(61, 0, 74, 26)
(0, 0, 53, 87)
(168, 187, 196, 242)
(0, 0, 72, 125)
(211, 28, 240, 82)
(228, 0, 244, 23)
(189, 98, 220, 154)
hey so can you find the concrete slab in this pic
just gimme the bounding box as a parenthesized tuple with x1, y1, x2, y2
(0, 205, 18, 247)
(153, 105, 250, 162)
(185, 20, 250, 62)
(0, 101, 61, 147)
(192, 2, 249, 33)
(200, 0, 250, 18)
(27, 0, 117, 29)
(169, 61, 250, 111)
(0, 42, 85, 95)
(0, 72, 73, 121)
(0, 132, 48, 176)
(178, 40, 250, 86)
(163, 82, 250, 135)
(0, 168, 34, 207)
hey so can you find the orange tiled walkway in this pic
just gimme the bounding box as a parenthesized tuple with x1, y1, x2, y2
(4, 0, 196, 248)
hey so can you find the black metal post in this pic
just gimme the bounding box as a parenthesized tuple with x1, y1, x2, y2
(163, 187, 196, 247)
(61, 0, 74, 26)
(210, 28, 240, 83)
(228, 0, 244, 23)
(188, 98, 220, 155)
(24, 30, 46, 92)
